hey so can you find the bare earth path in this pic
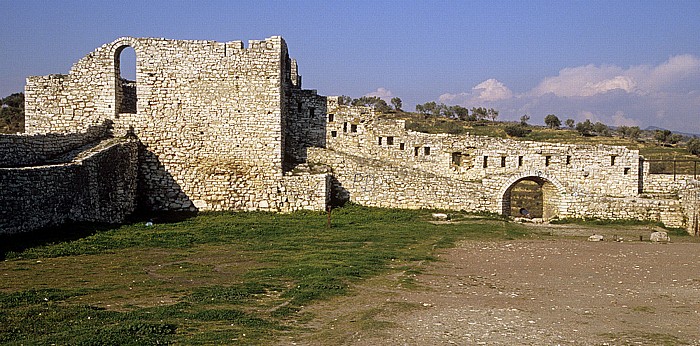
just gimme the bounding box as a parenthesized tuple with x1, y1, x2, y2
(289, 237, 700, 345)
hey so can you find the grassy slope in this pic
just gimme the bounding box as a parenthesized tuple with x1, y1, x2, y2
(386, 112, 698, 161)
(0, 206, 528, 345)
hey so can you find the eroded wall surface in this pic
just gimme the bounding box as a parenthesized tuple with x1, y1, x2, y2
(0, 137, 138, 234)
(24, 36, 328, 213)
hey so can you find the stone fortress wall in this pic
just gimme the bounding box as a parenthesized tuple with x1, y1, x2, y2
(308, 97, 699, 230)
(1, 36, 698, 234)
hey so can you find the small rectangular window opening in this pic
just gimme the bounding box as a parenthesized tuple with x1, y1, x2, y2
(424, 147, 431, 155)
(624, 167, 630, 175)
(387, 136, 394, 145)
(343, 122, 347, 132)
(518, 156, 523, 167)
(400, 143, 405, 150)
(483, 156, 488, 168)
(566, 155, 571, 165)
(328, 113, 334, 122)
(309, 107, 315, 117)
(350, 124, 358, 132)
(611, 155, 617, 166)
(414, 147, 419, 156)
(501, 156, 507, 167)
(378, 137, 383, 145)
(331, 130, 337, 137)
(452, 152, 462, 166)
(545, 155, 551, 167)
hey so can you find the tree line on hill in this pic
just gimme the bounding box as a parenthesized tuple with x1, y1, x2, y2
(0, 92, 24, 133)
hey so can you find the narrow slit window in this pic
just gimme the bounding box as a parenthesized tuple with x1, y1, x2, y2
(518, 156, 523, 167)
(483, 156, 488, 168)
(452, 152, 462, 166)
(400, 143, 405, 150)
(424, 147, 430, 155)
(378, 137, 383, 145)
(297, 102, 303, 112)
(501, 157, 506, 167)
(328, 113, 334, 122)
(611, 155, 617, 166)
(309, 107, 315, 117)
(414, 147, 419, 156)
(566, 155, 571, 165)
(343, 122, 347, 132)
(545, 155, 551, 166)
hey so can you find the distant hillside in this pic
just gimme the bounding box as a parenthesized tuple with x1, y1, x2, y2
(644, 126, 699, 138)
(1, 92, 24, 133)
(383, 111, 699, 160)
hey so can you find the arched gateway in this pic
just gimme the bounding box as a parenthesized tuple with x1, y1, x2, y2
(499, 173, 566, 220)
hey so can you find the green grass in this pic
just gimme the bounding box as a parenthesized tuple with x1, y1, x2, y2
(0, 204, 528, 345)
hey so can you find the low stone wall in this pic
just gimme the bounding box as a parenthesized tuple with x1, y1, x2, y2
(308, 148, 491, 211)
(642, 174, 696, 194)
(0, 123, 110, 167)
(561, 194, 686, 228)
(0, 138, 138, 234)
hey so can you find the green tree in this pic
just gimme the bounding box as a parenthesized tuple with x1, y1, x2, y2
(390, 97, 402, 111)
(544, 114, 561, 129)
(576, 119, 594, 136)
(0, 92, 25, 133)
(654, 129, 672, 144)
(520, 114, 530, 126)
(338, 95, 352, 105)
(687, 137, 700, 156)
(352, 96, 391, 113)
(669, 133, 684, 145)
(449, 105, 470, 121)
(565, 118, 575, 128)
(593, 122, 610, 136)
(627, 126, 641, 140)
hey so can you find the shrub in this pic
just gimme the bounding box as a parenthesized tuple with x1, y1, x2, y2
(504, 124, 531, 137)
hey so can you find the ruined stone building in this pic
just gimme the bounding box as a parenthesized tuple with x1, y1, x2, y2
(1, 36, 698, 234)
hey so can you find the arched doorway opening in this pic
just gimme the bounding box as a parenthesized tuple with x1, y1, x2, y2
(502, 176, 561, 220)
(115, 45, 137, 114)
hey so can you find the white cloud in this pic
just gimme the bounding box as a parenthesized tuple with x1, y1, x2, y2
(472, 79, 513, 101)
(435, 55, 700, 133)
(611, 111, 639, 127)
(439, 78, 512, 104)
(364, 87, 393, 101)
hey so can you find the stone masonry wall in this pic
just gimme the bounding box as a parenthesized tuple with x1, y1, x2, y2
(0, 123, 109, 167)
(321, 97, 693, 231)
(24, 36, 328, 213)
(0, 137, 138, 234)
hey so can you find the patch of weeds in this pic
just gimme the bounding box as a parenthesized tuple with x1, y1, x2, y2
(631, 305, 656, 313)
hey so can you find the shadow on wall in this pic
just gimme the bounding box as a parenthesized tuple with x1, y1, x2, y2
(135, 141, 197, 212)
(329, 176, 350, 207)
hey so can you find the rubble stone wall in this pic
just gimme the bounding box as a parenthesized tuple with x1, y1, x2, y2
(24, 36, 327, 213)
(0, 138, 138, 234)
(0, 123, 109, 167)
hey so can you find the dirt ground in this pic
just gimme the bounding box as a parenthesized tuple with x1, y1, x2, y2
(288, 226, 700, 345)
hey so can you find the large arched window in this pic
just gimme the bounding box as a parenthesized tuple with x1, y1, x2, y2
(115, 46, 137, 114)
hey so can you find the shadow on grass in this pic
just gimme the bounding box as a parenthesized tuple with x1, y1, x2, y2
(0, 210, 198, 260)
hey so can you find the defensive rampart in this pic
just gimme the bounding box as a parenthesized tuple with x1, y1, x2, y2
(3, 36, 698, 234)
(0, 137, 138, 234)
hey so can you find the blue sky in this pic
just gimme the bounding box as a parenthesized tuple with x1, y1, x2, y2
(1, 0, 699, 133)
